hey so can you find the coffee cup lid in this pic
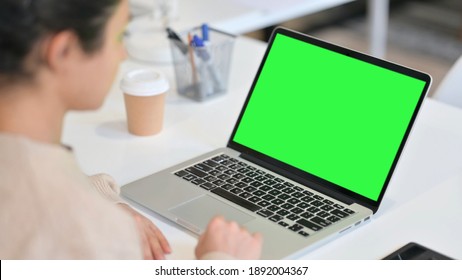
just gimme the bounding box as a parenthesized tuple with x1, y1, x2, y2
(120, 68, 169, 96)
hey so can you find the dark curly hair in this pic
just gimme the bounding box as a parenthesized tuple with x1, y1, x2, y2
(0, 0, 120, 85)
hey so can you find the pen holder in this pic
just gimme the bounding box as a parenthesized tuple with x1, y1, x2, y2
(169, 27, 235, 102)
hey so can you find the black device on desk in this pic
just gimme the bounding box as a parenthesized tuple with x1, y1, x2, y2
(383, 242, 453, 260)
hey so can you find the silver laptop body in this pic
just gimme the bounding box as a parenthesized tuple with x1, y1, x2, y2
(122, 27, 431, 259)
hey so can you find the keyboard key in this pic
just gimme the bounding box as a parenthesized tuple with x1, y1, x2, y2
(174, 170, 189, 177)
(261, 194, 275, 201)
(259, 185, 272, 192)
(209, 170, 221, 176)
(235, 182, 247, 188)
(267, 205, 280, 212)
(317, 211, 330, 218)
(230, 188, 243, 194)
(250, 181, 263, 187)
(200, 182, 215, 190)
(291, 192, 304, 198)
(204, 175, 217, 182)
(333, 203, 345, 209)
(311, 216, 331, 227)
(191, 178, 206, 185)
(269, 189, 282, 196)
(217, 174, 230, 180)
(291, 207, 303, 214)
(323, 199, 334, 205)
(278, 194, 290, 200)
(183, 174, 197, 181)
(281, 203, 295, 210)
(242, 177, 253, 183)
(212, 179, 225, 186)
(301, 212, 314, 219)
(232, 173, 246, 180)
(287, 198, 300, 205)
(224, 169, 237, 175)
(313, 195, 324, 200)
(239, 192, 252, 199)
(297, 218, 323, 231)
(257, 201, 271, 207)
(321, 205, 334, 212)
(248, 196, 261, 203)
(195, 163, 213, 172)
(243, 186, 257, 192)
(287, 214, 300, 221)
(252, 190, 265, 197)
(216, 165, 227, 171)
(276, 209, 290, 216)
(225, 178, 239, 184)
(204, 159, 220, 167)
(237, 167, 249, 173)
(331, 209, 349, 218)
(269, 215, 284, 222)
(246, 172, 258, 177)
(278, 221, 289, 227)
(255, 170, 265, 175)
(282, 187, 295, 194)
(310, 200, 324, 207)
(228, 164, 240, 170)
(327, 215, 341, 223)
(288, 224, 303, 232)
(211, 187, 261, 212)
(344, 208, 356, 215)
(257, 209, 274, 218)
(220, 160, 232, 166)
(264, 179, 276, 185)
(221, 184, 234, 190)
(271, 198, 285, 205)
(307, 206, 320, 213)
(301, 196, 314, 203)
(297, 202, 311, 209)
(254, 175, 266, 181)
(273, 183, 285, 189)
(298, 231, 310, 237)
(302, 190, 313, 196)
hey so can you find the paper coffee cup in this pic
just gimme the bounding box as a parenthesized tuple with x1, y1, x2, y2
(120, 68, 169, 136)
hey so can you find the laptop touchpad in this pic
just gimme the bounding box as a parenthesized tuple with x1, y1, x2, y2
(169, 195, 254, 233)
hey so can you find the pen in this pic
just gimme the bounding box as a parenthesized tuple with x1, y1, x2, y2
(187, 32, 199, 86)
(192, 35, 224, 91)
(201, 23, 209, 42)
(166, 27, 188, 54)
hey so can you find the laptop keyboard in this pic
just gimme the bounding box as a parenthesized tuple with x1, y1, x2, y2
(174, 154, 355, 237)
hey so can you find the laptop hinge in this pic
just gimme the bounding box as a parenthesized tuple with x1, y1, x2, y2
(239, 153, 358, 206)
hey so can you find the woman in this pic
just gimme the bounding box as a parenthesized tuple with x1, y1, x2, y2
(0, 0, 262, 259)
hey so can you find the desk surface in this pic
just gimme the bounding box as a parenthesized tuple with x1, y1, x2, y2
(63, 36, 462, 260)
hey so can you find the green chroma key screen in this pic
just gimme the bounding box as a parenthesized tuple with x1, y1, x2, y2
(232, 33, 426, 201)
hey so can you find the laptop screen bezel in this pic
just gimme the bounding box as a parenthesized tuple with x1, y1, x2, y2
(227, 27, 431, 213)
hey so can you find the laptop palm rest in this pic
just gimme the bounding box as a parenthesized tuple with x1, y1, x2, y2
(169, 195, 254, 233)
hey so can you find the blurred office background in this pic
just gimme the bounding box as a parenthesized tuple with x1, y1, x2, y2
(245, 0, 462, 96)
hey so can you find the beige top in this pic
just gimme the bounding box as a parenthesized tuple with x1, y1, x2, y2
(0, 133, 142, 259)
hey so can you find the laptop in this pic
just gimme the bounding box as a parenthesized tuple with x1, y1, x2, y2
(122, 27, 431, 259)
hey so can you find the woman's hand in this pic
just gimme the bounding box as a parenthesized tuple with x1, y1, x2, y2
(195, 216, 262, 259)
(119, 204, 171, 260)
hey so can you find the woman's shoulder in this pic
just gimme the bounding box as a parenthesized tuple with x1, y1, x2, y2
(0, 133, 142, 259)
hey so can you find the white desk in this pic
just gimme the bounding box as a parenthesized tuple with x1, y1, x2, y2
(130, 0, 389, 57)
(63, 36, 462, 259)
